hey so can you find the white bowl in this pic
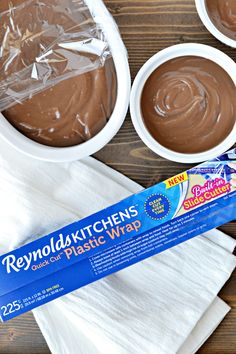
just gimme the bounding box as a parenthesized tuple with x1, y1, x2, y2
(0, 0, 131, 162)
(130, 43, 236, 164)
(195, 0, 236, 48)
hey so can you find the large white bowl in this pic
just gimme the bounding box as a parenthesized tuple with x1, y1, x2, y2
(195, 0, 236, 48)
(130, 43, 236, 164)
(0, 0, 131, 162)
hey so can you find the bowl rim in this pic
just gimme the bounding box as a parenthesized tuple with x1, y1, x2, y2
(130, 43, 236, 164)
(0, 0, 131, 162)
(195, 0, 236, 48)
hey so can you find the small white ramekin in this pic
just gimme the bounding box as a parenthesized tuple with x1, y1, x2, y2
(0, 0, 131, 162)
(195, 0, 236, 48)
(130, 43, 236, 164)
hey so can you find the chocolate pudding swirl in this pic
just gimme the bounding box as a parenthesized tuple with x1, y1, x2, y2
(206, 0, 236, 40)
(141, 56, 236, 154)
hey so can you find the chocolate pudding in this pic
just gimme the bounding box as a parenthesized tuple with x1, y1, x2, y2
(206, 0, 236, 40)
(141, 56, 236, 154)
(3, 59, 117, 147)
(0, 0, 117, 147)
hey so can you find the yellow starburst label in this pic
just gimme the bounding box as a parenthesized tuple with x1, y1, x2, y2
(164, 172, 188, 189)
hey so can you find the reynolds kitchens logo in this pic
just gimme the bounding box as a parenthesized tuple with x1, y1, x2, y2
(1, 205, 139, 274)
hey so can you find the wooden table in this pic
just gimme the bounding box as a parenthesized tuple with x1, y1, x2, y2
(1, 1, 235, 353)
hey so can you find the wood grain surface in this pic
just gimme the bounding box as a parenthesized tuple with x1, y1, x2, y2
(0, 0, 235, 353)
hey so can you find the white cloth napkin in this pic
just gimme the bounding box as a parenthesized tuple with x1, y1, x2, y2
(178, 297, 230, 354)
(0, 139, 235, 354)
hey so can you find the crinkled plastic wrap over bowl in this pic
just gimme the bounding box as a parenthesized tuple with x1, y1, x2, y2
(0, 0, 130, 161)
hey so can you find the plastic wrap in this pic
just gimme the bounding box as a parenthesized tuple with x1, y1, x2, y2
(0, 0, 117, 147)
(0, 137, 235, 352)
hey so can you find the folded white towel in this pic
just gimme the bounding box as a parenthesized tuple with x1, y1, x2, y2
(0, 140, 235, 354)
(178, 297, 230, 354)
